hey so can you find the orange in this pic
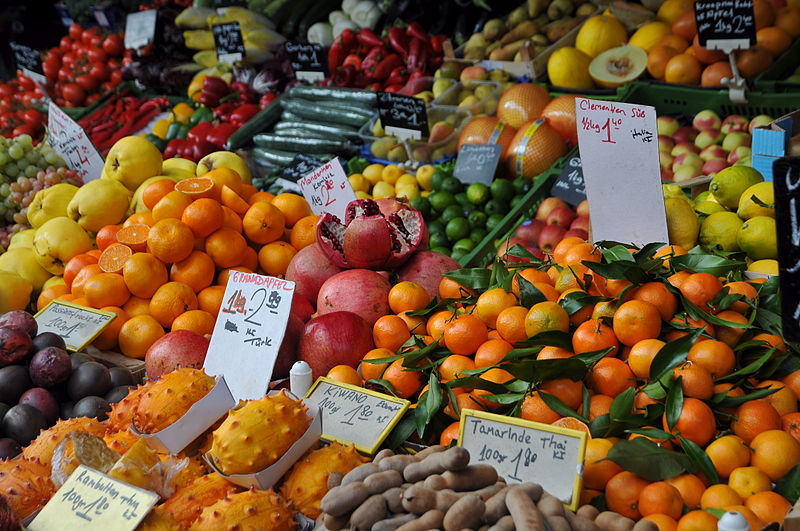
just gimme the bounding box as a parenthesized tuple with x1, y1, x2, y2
(495, 305, 528, 345)
(537, 346, 573, 360)
(197, 285, 225, 318)
(382, 358, 422, 399)
(220, 185, 250, 216)
(511, 268, 552, 297)
(783, 411, 800, 443)
(438, 276, 477, 300)
(149, 281, 198, 328)
(175, 176, 219, 201)
(63, 253, 98, 289)
(628, 338, 665, 379)
(152, 190, 192, 221)
(118, 314, 165, 359)
(550, 417, 590, 436)
(426, 310, 453, 343)
(775, 6, 800, 37)
(663, 397, 716, 447)
(667, 271, 691, 289)
(714, 310, 748, 347)
(92, 306, 128, 350)
(586, 394, 614, 420)
(551, 237, 584, 265)
(591, 300, 620, 321)
(170, 251, 215, 294)
(572, 319, 619, 356)
(687, 339, 735, 378)
(475, 338, 514, 368)
(171, 309, 215, 335)
(142, 178, 177, 209)
(439, 354, 476, 382)
(665, 473, 706, 510)
(756, 380, 798, 416)
(389, 281, 431, 315)
(248, 191, 275, 205)
(541, 378, 583, 409)
(524, 300, 569, 338)
(635, 388, 660, 412)
(71, 264, 103, 298)
(633, 282, 678, 321)
(236, 245, 258, 271)
(664, 53, 702, 84)
(673, 361, 714, 400)
(728, 466, 772, 499)
(243, 201, 285, 244)
(443, 313, 488, 356)
(587, 357, 635, 397)
(440, 421, 461, 446)
(613, 300, 662, 347)
(554, 263, 592, 293)
(752, 332, 787, 352)
(239, 184, 257, 201)
(289, 215, 319, 250)
(745, 491, 791, 526)
(647, 44, 680, 79)
(95, 224, 122, 251)
(203, 167, 242, 195)
(677, 510, 718, 530)
(271, 193, 312, 227)
(732, 400, 782, 443)
(700, 484, 742, 510)
(360, 348, 393, 381)
(444, 391, 483, 419)
(257, 241, 297, 276)
(583, 438, 622, 490)
(97, 243, 132, 274)
(641, 514, 678, 530)
(326, 365, 363, 387)
(654, 244, 688, 266)
(750, 429, 800, 481)
(83, 272, 130, 308)
(116, 223, 150, 252)
(147, 218, 195, 264)
(723, 280, 758, 313)
(638, 481, 684, 520)
(561, 243, 601, 267)
(123, 253, 168, 299)
(679, 272, 723, 313)
(37, 284, 70, 311)
(605, 470, 650, 519)
(496, 83, 551, 130)
(520, 391, 561, 424)
(124, 212, 154, 227)
(205, 228, 248, 268)
(180, 198, 224, 238)
(123, 296, 151, 317)
(220, 205, 243, 233)
(397, 311, 425, 334)
(216, 267, 252, 287)
(705, 434, 751, 478)
(373, 315, 411, 352)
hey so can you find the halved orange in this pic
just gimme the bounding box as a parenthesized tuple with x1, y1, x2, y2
(98, 243, 133, 273)
(175, 177, 219, 201)
(116, 224, 150, 252)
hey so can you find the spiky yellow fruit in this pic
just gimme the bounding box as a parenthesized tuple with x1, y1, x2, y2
(107, 438, 162, 493)
(104, 381, 152, 434)
(0, 458, 54, 519)
(160, 472, 241, 527)
(137, 506, 184, 530)
(189, 488, 295, 530)
(134, 368, 216, 434)
(103, 428, 140, 455)
(23, 416, 105, 468)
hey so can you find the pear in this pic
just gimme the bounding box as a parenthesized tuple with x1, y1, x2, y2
(67, 179, 131, 232)
(32, 217, 92, 275)
(27, 183, 79, 229)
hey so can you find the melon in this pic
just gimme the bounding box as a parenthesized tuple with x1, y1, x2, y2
(575, 15, 629, 58)
(589, 45, 648, 88)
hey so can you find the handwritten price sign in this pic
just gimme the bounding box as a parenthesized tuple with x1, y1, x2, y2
(575, 98, 668, 246)
(212, 21, 245, 63)
(695, 0, 756, 51)
(204, 272, 294, 401)
(34, 300, 116, 352)
(377, 92, 429, 141)
(47, 102, 105, 182)
(550, 156, 586, 206)
(285, 41, 327, 82)
(298, 157, 357, 222)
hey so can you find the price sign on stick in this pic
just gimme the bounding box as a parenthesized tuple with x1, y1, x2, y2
(458, 409, 587, 511)
(377, 92, 429, 141)
(47, 102, 105, 182)
(575, 98, 668, 246)
(204, 272, 294, 401)
(771, 156, 800, 343)
(35, 300, 116, 352)
(285, 42, 327, 83)
(212, 22, 245, 63)
(550, 156, 587, 206)
(28, 465, 158, 531)
(695, 0, 756, 51)
(124, 10, 157, 50)
(454, 144, 503, 185)
(10, 42, 46, 85)
(305, 377, 410, 454)
(298, 157, 357, 221)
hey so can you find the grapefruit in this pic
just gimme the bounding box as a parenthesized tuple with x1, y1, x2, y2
(497, 83, 552, 129)
(458, 116, 517, 159)
(541, 95, 580, 146)
(505, 120, 568, 179)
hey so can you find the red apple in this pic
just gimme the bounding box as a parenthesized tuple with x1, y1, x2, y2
(748, 114, 773, 134)
(546, 206, 577, 227)
(535, 197, 568, 221)
(721, 115, 749, 134)
(671, 141, 699, 157)
(672, 126, 698, 144)
(727, 146, 751, 164)
(538, 224, 567, 252)
(661, 168, 674, 181)
(570, 215, 591, 233)
(660, 151, 675, 170)
(672, 152, 704, 171)
(658, 135, 675, 153)
(657, 116, 680, 137)
(701, 158, 730, 175)
(699, 145, 727, 161)
(721, 132, 751, 152)
(694, 128, 723, 149)
(673, 165, 702, 182)
(692, 110, 722, 131)
(514, 219, 545, 243)
(563, 228, 588, 241)
(576, 200, 589, 217)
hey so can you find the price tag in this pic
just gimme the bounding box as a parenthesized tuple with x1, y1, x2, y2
(285, 41, 327, 83)
(550, 156, 587, 206)
(575, 98, 668, 246)
(34, 300, 116, 352)
(10, 42, 46, 85)
(305, 377, 410, 454)
(377, 92, 429, 141)
(204, 271, 295, 401)
(28, 465, 158, 531)
(298, 157, 357, 221)
(454, 144, 503, 185)
(212, 22, 245, 64)
(771, 156, 800, 342)
(458, 409, 587, 511)
(124, 10, 157, 50)
(47, 102, 105, 182)
(695, 0, 756, 52)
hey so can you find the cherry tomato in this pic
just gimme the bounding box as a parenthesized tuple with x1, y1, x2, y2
(106, 58, 120, 69)
(110, 69, 123, 85)
(22, 108, 44, 125)
(121, 56, 133, 67)
(100, 81, 115, 93)
(57, 67, 71, 82)
(20, 93, 36, 106)
(61, 52, 76, 66)
(17, 76, 34, 91)
(61, 83, 85, 106)
(84, 93, 102, 106)
(54, 97, 66, 107)
(0, 85, 15, 98)
(87, 48, 107, 63)
(69, 24, 83, 40)
(81, 28, 96, 45)
(89, 62, 109, 82)
(14, 123, 40, 137)
(60, 36, 73, 53)
(47, 48, 62, 60)
(102, 35, 123, 56)
(75, 74, 97, 92)
(89, 35, 102, 48)
(43, 58, 60, 80)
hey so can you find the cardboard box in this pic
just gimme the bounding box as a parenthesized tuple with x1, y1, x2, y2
(131, 376, 236, 455)
(752, 110, 800, 182)
(784, 496, 800, 531)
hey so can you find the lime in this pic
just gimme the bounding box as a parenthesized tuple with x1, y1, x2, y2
(453, 238, 475, 253)
(429, 231, 450, 249)
(442, 177, 464, 195)
(441, 205, 465, 224)
(490, 179, 515, 202)
(694, 190, 711, 202)
(699, 211, 743, 252)
(431, 168, 446, 190)
(431, 246, 451, 255)
(737, 216, 777, 260)
(512, 177, 529, 195)
(468, 210, 488, 228)
(470, 227, 488, 243)
(450, 248, 467, 261)
(410, 195, 432, 218)
(709, 166, 764, 209)
(427, 219, 446, 236)
(737, 181, 774, 220)
(486, 213, 505, 232)
(455, 192, 471, 206)
(446, 217, 470, 242)
(510, 195, 525, 209)
(466, 182, 490, 205)
(429, 191, 456, 212)
(484, 198, 509, 216)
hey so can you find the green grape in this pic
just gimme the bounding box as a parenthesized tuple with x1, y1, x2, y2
(0, 153, 9, 167)
(44, 152, 61, 166)
(8, 145, 23, 161)
(0, 204, 6, 217)
(25, 152, 38, 165)
(0, 184, 9, 197)
(5, 164, 19, 178)
(24, 166, 37, 179)
(16, 135, 32, 149)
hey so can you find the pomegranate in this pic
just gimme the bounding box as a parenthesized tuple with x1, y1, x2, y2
(290, 292, 314, 323)
(317, 269, 391, 326)
(391, 250, 460, 299)
(317, 199, 426, 270)
(0, 327, 32, 367)
(274, 314, 303, 380)
(0, 311, 37, 338)
(285, 243, 343, 305)
(145, 330, 210, 379)
(297, 311, 374, 380)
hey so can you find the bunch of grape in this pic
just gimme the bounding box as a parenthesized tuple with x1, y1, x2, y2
(0, 223, 27, 250)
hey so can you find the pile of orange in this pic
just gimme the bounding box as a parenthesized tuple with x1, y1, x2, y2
(37, 168, 316, 360)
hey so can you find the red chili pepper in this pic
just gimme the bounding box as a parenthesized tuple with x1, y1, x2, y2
(358, 28, 384, 48)
(406, 38, 428, 72)
(328, 38, 347, 72)
(383, 84, 404, 93)
(406, 21, 429, 43)
(360, 46, 385, 72)
(207, 122, 238, 147)
(398, 71, 428, 95)
(187, 121, 213, 144)
(386, 65, 409, 86)
(430, 35, 448, 56)
(365, 82, 383, 91)
(340, 28, 358, 50)
(342, 54, 362, 69)
(388, 27, 409, 57)
(373, 53, 403, 80)
(230, 103, 260, 127)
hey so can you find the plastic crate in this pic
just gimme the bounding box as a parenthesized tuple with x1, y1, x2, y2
(754, 37, 800, 93)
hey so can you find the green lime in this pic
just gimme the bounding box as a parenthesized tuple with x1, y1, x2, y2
(429, 231, 450, 249)
(442, 177, 464, 195)
(512, 177, 529, 195)
(453, 238, 475, 253)
(431, 246, 451, 255)
(510, 195, 525, 209)
(429, 191, 456, 213)
(737, 216, 777, 260)
(455, 192, 471, 206)
(427, 218, 446, 236)
(484, 198, 509, 216)
(486, 213, 505, 232)
(445, 217, 470, 242)
(450, 248, 467, 261)
(410, 195, 432, 218)
(466, 182, 490, 205)
(431, 169, 446, 190)
(468, 210, 488, 228)
(470, 227, 488, 243)
(699, 211, 743, 252)
(490, 178, 515, 202)
(441, 204, 465, 224)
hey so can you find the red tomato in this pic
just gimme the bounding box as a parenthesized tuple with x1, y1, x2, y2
(81, 28, 96, 45)
(87, 48, 107, 63)
(61, 83, 85, 106)
(89, 62, 109, 82)
(61, 52, 76, 66)
(17, 76, 34, 91)
(0, 85, 15, 98)
(102, 35, 123, 56)
(20, 93, 36, 106)
(60, 36, 72, 53)
(14, 123, 41, 137)
(22, 108, 44, 125)
(106, 58, 120, 69)
(47, 48, 62, 60)
(100, 81, 115, 93)
(110, 69, 123, 85)
(43, 58, 60, 80)
(75, 74, 97, 92)
(69, 24, 82, 40)
(57, 67, 71, 82)
(84, 93, 102, 106)
(89, 35, 102, 48)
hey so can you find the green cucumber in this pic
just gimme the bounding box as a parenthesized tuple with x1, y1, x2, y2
(270, 128, 339, 140)
(252, 147, 300, 167)
(274, 121, 360, 140)
(226, 94, 285, 150)
(253, 134, 357, 156)
(281, 100, 372, 128)
(288, 85, 378, 106)
(281, 98, 374, 118)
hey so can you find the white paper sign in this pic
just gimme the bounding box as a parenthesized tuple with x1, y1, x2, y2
(47, 102, 105, 182)
(298, 158, 357, 221)
(34, 300, 116, 352)
(124, 10, 157, 50)
(575, 98, 668, 246)
(458, 409, 587, 511)
(204, 271, 295, 401)
(28, 465, 158, 531)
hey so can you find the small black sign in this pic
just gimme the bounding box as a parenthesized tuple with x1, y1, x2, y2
(214, 0, 248, 6)
(10, 42, 44, 77)
(454, 144, 503, 185)
(550, 156, 586, 206)
(212, 21, 246, 63)
(772, 156, 800, 343)
(376, 92, 429, 140)
(695, 0, 756, 48)
(281, 154, 324, 183)
(285, 42, 328, 81)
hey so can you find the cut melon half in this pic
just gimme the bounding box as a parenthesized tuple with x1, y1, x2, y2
(588, 45, 648, 88)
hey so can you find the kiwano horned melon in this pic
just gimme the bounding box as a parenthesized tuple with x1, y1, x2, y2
(162, 453, 208, 490)
(107, 438, 163, 495)
(137, 506, 183, 531)
(189, 487, 295, 531)
(159, 472, 241, 528)
(104, 381, 151, 434)
(103, 428, 140, 455)
(133, 368, 216, 434)
(51, 431, 119, 489)
(0, 457, 54, 519)
(209, 390, 311, 476)
(23, 416, 105, 468)
(280, 442, 368, 519)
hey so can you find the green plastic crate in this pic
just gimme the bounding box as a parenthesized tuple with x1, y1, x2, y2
(754, 37, 800, 92)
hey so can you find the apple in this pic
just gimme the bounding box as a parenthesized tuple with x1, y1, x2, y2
(748, 114, 773, 135)
(576, 200, 589, 217)
(673, 165, 703, 182)
(661, 168, 674, 181)
(657, 116, 680, 137)
(546, 206, 577, 227)
(564, 228, 588, 241)
(694, 128, 723, 149)
(672, 152, 704, 171)
(538, 224, 567, 252)
(535, 197, 568, 221)
(701, 158, 730, 175)
(660, 151, 675, 170)
(766, 0, 786, 12)
(721, 115, 749, 134)
(671, 141, 699, 157)
(514, 219, 545, 244)
(699, 145, 728, 161)
(727, 146, 751, 164)
(570, 215, 591, 233)
(721, 132, 751, 152)
(692, 110, 722, 131)
(672, 126, 699, 144)
(658, 135, 675, 153)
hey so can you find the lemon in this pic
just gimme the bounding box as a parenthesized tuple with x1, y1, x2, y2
(395, 183, 420, 200)
(737, 216, 777, 260)
(355, 190, 372, 200)
(664, 197, 699, 249)
(362, 164, 384, 185)
(416, 165, 435, 191)
(348, 173, 370, 193)
(628, 21, 671, 52)
(737, 181, 774, 220)
(694, 200, 727, 216)
(694, 191, 712, 202)
(699, 211, 743, 252)
(382, 164, 404, 184)
(396, 174, 418, 188)
(748, 259, 779, 275)
(662, 183, 685, 199)
(709, 166, 764, 209)
(372, 181, 395, 199)
(547, 47, 594, 89)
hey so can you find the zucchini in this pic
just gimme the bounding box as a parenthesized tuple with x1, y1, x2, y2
(252, 147, 300, 167)
(274, 121, 360, 140)
(281, 100, 372, 128)
(288, 85, 378, 107)
(226, 94, 285, 150)
(253, 133, 357, 156)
